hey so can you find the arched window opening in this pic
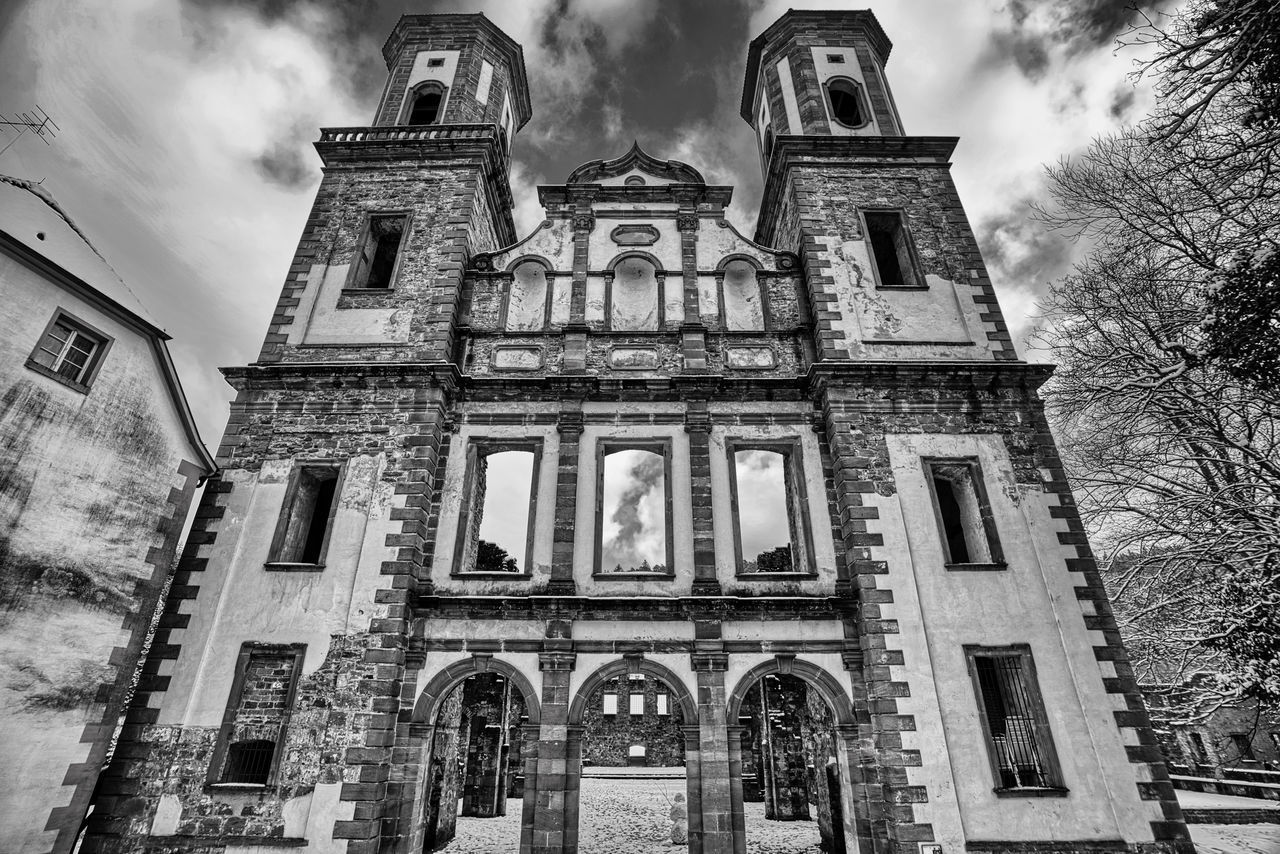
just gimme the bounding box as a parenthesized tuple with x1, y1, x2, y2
(610, 256, 660, 331)
(721, 259, 765, 331)
(505, 261, 549, 331)
(825, 78, 867, 128)
(407, 86, 444, 125)
(762, 126, 774, 158)
(422, 673, 531, 850)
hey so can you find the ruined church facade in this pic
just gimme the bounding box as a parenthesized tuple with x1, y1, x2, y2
(84, 11, 1193, 854)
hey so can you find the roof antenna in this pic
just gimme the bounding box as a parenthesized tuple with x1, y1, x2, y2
(0, 105, 60, 160)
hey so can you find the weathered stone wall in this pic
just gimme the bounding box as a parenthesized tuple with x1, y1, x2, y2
(581, 677, 686, 767)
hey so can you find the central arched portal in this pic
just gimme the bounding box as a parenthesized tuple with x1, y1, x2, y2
(568, 660, 700, 854)
(415, 659, 541, 854)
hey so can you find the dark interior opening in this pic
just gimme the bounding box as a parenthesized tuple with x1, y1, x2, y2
(826, 79, 864, 127)
(361, 215, 405, 289)
(865, 212, 908, 288)
(409, 90, 443, 124)
(932, 475, 970, 564)
(301, 476, 337, 564)
(224, 739, 275, 785)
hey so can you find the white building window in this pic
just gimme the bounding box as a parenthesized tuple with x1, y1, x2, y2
(27, 309, 111, 390)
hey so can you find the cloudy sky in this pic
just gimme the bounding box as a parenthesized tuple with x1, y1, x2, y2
(0, 0, 1170, 447)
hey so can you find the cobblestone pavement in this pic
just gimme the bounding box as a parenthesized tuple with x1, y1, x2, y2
(437, 777, 823, 854)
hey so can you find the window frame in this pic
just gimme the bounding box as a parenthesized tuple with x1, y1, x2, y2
(401, 80, 448, 126)
(452, 439, 543, 578)
(725, 438, 817, 578)
(922, 457, 1005, 570)
(500, 258, 554, 332)
(964, 644, 1067, 797)
(25, 308, 113, 393)
(857, 208, 925, 290)
(266, 461, 345, 570)
(344, 211, 412, 293)
(207, 642, 306, 789)
(593, 438, 676, 578)
(823, 76, 872, 130)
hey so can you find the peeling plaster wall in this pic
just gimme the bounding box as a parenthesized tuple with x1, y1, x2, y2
(0, 250, 199, 853)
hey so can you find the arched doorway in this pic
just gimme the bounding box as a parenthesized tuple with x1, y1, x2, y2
(568, 659, 699, 853)
(414, 659, 540, 854)
(728, 659, 860, 854)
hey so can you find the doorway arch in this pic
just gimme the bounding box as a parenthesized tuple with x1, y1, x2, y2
(727, 657, 862, 854)
(414, 657, 541, 854)
(568, 658, 701, 853)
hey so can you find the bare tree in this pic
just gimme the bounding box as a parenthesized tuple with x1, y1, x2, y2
(1036, 126, 1280, 716)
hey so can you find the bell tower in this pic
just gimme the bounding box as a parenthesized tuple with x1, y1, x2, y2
(747, 9, 1015, 363)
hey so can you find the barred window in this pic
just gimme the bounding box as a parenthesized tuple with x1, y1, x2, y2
(966, 646, 1064, 793)
(209, 644, 305, 787)
(223, 740, 275, 785)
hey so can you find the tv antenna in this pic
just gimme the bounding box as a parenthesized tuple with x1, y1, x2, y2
(0, 105, 60, 159)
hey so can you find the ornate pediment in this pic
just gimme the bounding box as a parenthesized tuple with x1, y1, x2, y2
(566, 141, 705, 186)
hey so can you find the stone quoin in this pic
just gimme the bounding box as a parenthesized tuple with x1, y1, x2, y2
(80, 9, 1193, 854)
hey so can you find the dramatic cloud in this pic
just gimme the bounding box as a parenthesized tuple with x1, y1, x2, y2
(602, 450, 666, 572)
(0, 0, 1168, 449)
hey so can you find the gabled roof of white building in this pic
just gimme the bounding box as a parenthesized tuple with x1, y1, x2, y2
(0, 174, 215, 475)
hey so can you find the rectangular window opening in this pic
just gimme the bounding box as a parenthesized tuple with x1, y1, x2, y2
(458, 445, 538, 574)
(826, 54, 845, 63)
(1231, 733, 1256, 761)
(968, 647, 1063, 792)
(598, 445, 671, 574)
(211, 644, 304, 787)
(1189, 732, 1210, 764)
(864, 211, 920, 288)
(630, 692, 645, 715)
(603, 693, 618, 716)
(351, 214, 407, 289)
(426, 57, 445, 67)
(270, 465, 340, 565)
(925, 459, 1002, 567)
(657, 694, 670, 716)
(733, 448, 797, 572)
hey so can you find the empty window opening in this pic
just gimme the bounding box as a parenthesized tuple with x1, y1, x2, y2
(657, 693, 670, 716)
(969, 649, 1061, 790)
(30, 313, 108, 386)
(211, 644, 304, 787)
(733, 449, 796, 572)
(460, 448, 537, 573)
(722, 260, 766, 330)
(926, 460, 1000, 566)
(762, 126, 774, 158)
(271, 466, 339, 565)
(351, 214, 407, 289)
(1231, 733, 1256, 761)
(223, 740, 275, 785)
(825, 77, 867, 128)
(505, 261, 549, 330)
(426, 57, 445, 68)
(826, 54, 845, 63)
(407, 86, 444, 124)
(863, 211, 919, 288)
(599, 448, 668, 573)
(609, 256, 660, 330)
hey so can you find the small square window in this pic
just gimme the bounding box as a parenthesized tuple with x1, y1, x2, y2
(861, 210, 922, 288)
(426, 57, 445, 68)
(923, 458, 1003, 568)
(826, 54, 845, 63)
(347, 214, 408, 290)
(26, 309, 112, 391)
(267, 464, 342, 567)
(965, 645, 1065, 794)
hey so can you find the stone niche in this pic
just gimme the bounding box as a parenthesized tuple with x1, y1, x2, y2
(725, 346, 776, 369)
(610, 224, 660, 246)
(608, 346, 660, 370)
